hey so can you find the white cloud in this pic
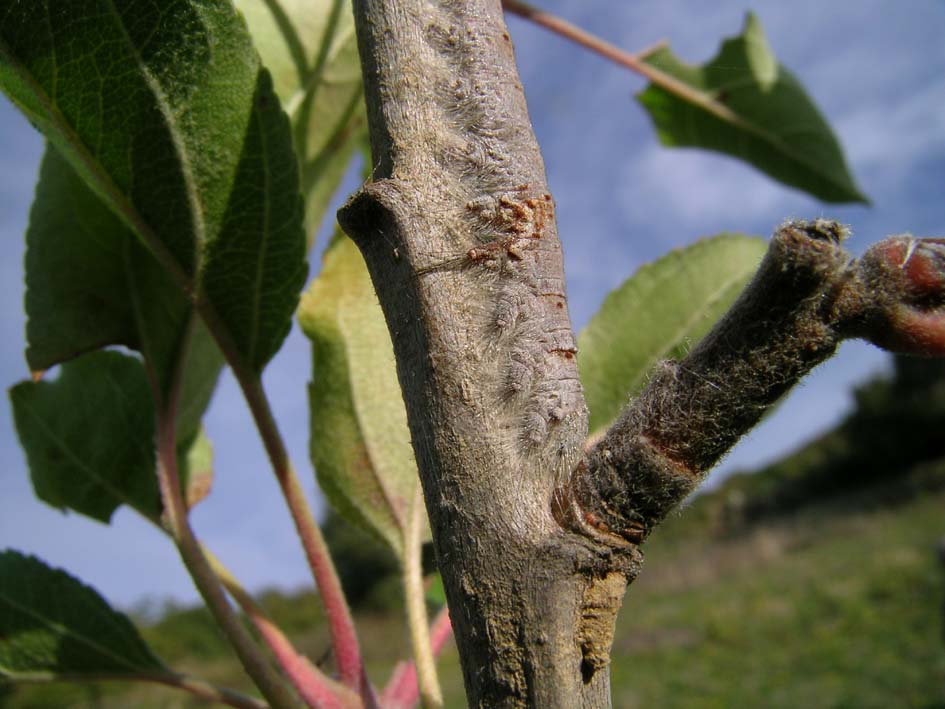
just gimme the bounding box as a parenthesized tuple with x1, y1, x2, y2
(616, 145, 795, 226)
(840, 79, 945, 174)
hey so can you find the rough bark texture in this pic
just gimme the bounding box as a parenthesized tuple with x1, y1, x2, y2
(340, 2, 639, 706)
(569, 225, 945, 545)
(340, 1, 945, 706)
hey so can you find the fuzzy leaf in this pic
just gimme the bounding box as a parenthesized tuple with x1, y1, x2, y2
(579, 234, 768, 436)
(237, 0, 366, 245)
(21, 148, 221, 516)
(299, 235, 425, 558)
(0, 551, 165, 679)
(0, 1, 306, 372)
(637, 13, 867, 204)
(9, 352, 160, 524)
(24, 147, 225, 405)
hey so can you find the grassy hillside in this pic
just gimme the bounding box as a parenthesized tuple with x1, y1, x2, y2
(5, 355, 944, 707)
(5, 482, 943, 708)
(609, 487, 945, 708)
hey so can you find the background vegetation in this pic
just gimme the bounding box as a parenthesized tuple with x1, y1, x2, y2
(5, 356, 943, 708)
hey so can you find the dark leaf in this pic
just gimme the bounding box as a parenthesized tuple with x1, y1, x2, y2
(0, 550, 165, 679)
(9, 352, 160, 524)
(0, 1, 306, 372)
(637, 13, 868, 204)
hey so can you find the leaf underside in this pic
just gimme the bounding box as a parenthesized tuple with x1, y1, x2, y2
(299, 235, 426, 558)
(235, 0, 367, 245)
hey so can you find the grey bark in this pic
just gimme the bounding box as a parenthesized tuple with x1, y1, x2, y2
(340, 2, 634, 705)
(339, 1, 945, 706)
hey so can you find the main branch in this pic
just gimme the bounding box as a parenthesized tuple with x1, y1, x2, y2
(341, 0, 945, 705)
(341, 0, 634, 705)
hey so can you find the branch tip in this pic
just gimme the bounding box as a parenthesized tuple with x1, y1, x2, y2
(567, 220, 945, 547)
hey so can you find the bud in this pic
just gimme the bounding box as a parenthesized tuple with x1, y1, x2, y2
(857, 237, 945, 356)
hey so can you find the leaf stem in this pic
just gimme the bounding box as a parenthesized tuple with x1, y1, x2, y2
(403, 488, 442, 708)
(8, 671, 268, 709)
(234, 372, 365, 693)
(205, 551, 358, 709)
(153, 360, 301, 709)
(381, 607, 452, 709)
(501, 0, 751, 129)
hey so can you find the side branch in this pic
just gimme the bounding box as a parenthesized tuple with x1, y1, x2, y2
(565, 220, 945, 543)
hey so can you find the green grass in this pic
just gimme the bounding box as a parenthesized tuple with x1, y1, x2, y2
(4, 489, 944, 708)
(610, 489, 945, 708)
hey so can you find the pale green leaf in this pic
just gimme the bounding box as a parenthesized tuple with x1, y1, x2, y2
(299, 235, 425, 558)
(237, 0, 367, 244)
(637, 13, 868, 204)
(579, 234, 768, 436)
(0, 550, 166, 679)
(181, 427, 214, 511)
(0, 1, 306, 372)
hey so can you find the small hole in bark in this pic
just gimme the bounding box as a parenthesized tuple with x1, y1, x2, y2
(580, 658, 596, 684)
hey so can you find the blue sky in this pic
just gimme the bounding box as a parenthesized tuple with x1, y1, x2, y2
(1, 1, 943, 609)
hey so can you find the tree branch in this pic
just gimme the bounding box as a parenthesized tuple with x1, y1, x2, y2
(563, 221, 945, 543)
(338, 0, 945, 703)
(341, 0, 638, 705)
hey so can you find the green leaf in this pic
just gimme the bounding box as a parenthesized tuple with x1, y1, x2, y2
(171, 318, 225, 449)
(0, 1, 306, 372)
(299, 235, 424, 558)
(579, 234, 767, 436)
(23, 146, 219, 401)
(9, 352, 160, 524)
(0, 550, 166, 679)
(236, 0, 366, 245)
(10, 347, 216, 524)
(637, 12, 868, 204)
(23, 145, 221, 506)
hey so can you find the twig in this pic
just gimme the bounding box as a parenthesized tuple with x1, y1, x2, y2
(206, 551, 358, 709)
(152, 344, 301, 709)
(502, 0, 755, 131)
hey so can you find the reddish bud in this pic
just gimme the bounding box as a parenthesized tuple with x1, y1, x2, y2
(858, 236, 945, 356)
